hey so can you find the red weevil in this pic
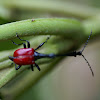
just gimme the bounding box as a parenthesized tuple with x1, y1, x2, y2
(9, 31, 94, 76)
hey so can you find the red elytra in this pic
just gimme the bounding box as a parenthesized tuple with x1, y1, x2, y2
(13, 48, 35, 65)
(9, 32, 94, 76)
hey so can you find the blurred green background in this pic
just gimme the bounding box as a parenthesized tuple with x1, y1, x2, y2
(0, 0, 100, 100)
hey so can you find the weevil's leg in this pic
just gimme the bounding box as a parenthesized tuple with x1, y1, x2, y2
(16, 33, 30, 48)
(35, 63, 41, 71)
(31, 64, 34, 71)
(11, 40, 26, 48)
(35, 36, 50, 51)
(11, 63, 13, 66)
(9, 62, 14, 67)
(15, 64, 21, 70)
(9, 56, 14, 61)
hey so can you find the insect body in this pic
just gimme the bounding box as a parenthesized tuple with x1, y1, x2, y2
(9, 31, 94, 76)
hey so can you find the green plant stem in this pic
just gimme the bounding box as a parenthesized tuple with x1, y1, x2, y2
(2, 0, 100, 19)
(0, 5, 11, 20)
(83, 15, 100, 36)
(0, 18, 83, 40)
(0, 60, 12, 69)
(0, 51, 11, 62)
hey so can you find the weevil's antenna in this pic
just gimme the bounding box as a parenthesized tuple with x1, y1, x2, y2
(82, 54, 94, 76)
(81, 30, 92, 53)
(80, 30, 94, 76)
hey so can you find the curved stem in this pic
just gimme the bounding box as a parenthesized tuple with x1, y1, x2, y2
(0, 18, 83, 40)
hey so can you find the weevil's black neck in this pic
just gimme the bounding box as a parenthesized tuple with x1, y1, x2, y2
(34, 51, 82, 61)
(34, 52, 56, 60)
